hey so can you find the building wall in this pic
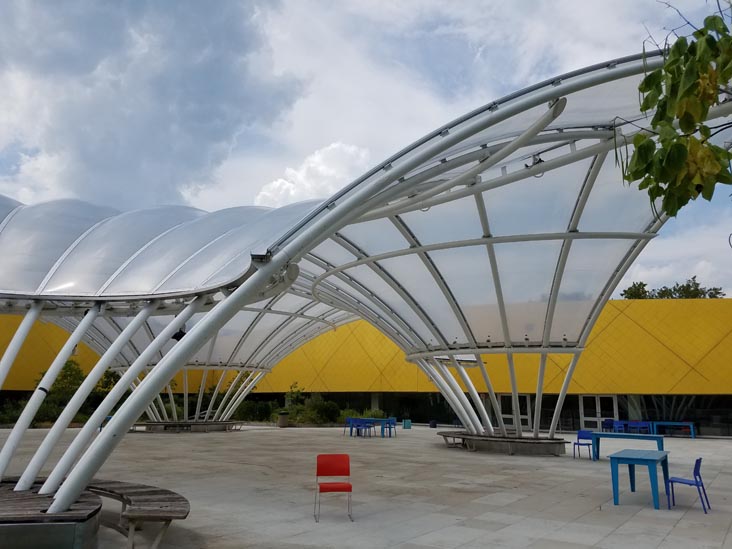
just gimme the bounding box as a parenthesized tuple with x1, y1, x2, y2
(2, 299, 731, 396)
(255, 299, 732, 396)
(0, 317, 99, 391)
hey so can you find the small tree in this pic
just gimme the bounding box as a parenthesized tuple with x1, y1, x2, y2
(621, 276, 725, 298)
(620, 281, 652, 299)
(622, 10, 732, 217)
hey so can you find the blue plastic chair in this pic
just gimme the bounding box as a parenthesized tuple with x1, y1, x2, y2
(613, 420, 625, 433)
(668, 457, 711, 513)
(601, 419, 614, 432)
(573, 430, 592, 459)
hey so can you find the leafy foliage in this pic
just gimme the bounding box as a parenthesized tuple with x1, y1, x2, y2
(623, 14, 732, 216)
(621, 276, 725, 298)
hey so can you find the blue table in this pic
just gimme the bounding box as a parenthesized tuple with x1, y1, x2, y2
(590, 431, 664, 461)
(345, 417, 397, 438)
(652, 421, 696, 438)
(609, 449, 670, 510)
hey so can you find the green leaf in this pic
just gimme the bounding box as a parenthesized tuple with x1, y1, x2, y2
(639, 69, 663, 93)
(664, 142, 688, 173)
(704, 15, 727, 34)
(679, 58, 699, 98)
(678, 111, 696, 134)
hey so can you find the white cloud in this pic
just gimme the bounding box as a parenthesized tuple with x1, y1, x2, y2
(254, 143, 371, 207)
(618, 213, 732, 296)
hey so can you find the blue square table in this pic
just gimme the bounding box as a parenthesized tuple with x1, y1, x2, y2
(608, 449, 670, 510)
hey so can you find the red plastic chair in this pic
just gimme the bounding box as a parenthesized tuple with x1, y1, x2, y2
(314, 454, 353, 522)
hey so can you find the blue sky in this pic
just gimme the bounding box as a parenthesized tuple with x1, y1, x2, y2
(0, 0, 728, 295)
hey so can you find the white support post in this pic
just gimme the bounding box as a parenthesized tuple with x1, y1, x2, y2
(506, 353, 522, 438)
(204, 369, 227, 422)
(41, 298, 202, 495)
(0, 301, 43, 391)
(212, 372, 243, 421)
(219, 373, 254, 421)
(548, 354, 580, 438)
(15, 303, 157, 490)
(474, 354, 506, 436)
(532, 354, 547, 439)
(182, 370, 189, 421)
(222, 371, 264, 421)
(0, 304, 100, 480)
(453, 360, 494, 436)
(130, 379, 160, 422)
(133, 378, 162, 421)
(166, 385, 178, 421)
(155, 393, 169, 421)
(419, 361, 474, 432)
(195, 336, 217, 421)
(432, 360, 482, 434)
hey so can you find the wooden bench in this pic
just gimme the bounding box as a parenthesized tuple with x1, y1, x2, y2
(436, 431, 569, 456)
(86, 479, 189, 549)
(589, 431, 664, 461)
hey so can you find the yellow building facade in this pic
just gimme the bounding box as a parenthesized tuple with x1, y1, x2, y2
(255, 299, 732, 396)
(2, 299, 731, 397)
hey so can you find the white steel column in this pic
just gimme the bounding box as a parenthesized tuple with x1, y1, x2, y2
(0, 304, 100, 479)
(129, 378, 160, 422)
(219, 373, 252, 420)
(222, 371, 264, 421)
(532, 354, 547, 438)
(432, 360, 482, 434)
(195, 336, 217, 421)
(204, 370, 227, 421)
(182, 370, 189, 421)
(506, 353, 522, 438)
(154, 393, 169, 421)
(166, 385, 178, 421)
(41, 298, 201, 495)
(212, 372, 243, 421)
(452, 359, 494, 435)
(0, 301, 43, 390)
(548, 354, 580, 438)
(475, 354, 506, 436)
(418, 361, 474, 432)
(16, 302, 157, 490)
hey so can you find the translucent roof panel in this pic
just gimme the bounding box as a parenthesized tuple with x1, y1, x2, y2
(102, 207, 271, 296)
(579, 157, 659, 233)
(0, 200, 117, 293)
(494, 241, 562, 344)
(337, 218, 410, 256)
(158, 201, 320, 294)
(398, 196, 484, 245)
(41, 206, 205, 296)
(428, 247, 501, 344)
(550, 239, 633, 343)
(378, 254, 465, 345)
(482, 159, 592, 236)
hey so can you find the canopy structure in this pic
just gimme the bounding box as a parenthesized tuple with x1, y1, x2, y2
(1, 50, 731, 512)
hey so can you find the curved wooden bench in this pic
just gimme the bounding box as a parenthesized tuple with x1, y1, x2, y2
(86, 479, 189, 549)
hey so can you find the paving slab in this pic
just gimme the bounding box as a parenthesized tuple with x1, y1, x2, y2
(1, 425, 732, 548)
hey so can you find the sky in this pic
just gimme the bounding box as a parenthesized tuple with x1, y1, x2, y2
(0, 0, 729, 296)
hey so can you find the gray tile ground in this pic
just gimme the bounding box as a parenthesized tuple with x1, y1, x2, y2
(3, 426, 732, 548)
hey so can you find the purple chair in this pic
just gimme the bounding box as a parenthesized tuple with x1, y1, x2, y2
(573, 430, 592, 459)
(668, 457, 711, 513)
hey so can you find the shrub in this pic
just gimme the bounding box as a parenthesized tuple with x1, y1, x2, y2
(338, 408, 361, 423)
(362, 408, 386, 419)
